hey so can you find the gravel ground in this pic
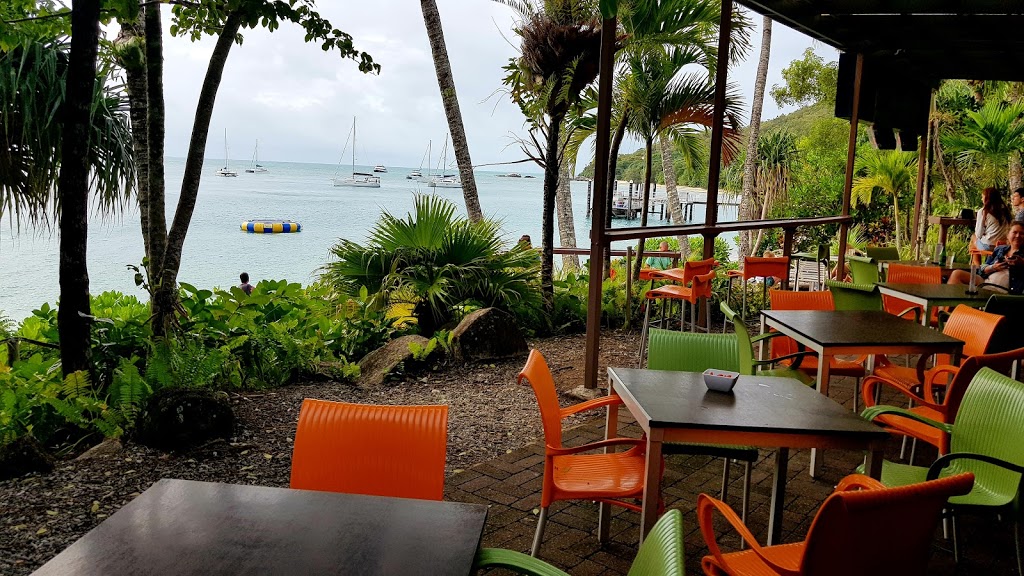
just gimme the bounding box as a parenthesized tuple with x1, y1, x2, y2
(0, 330, 639, 575)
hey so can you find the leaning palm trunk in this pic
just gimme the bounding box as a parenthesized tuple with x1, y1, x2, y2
(1011, 152, 1022, 192)
(539, 117, 564, 320)
(57, 0, 103, 376)
(556, 160, 579, 270)
(739, 16, 772, 259)
(420, 0, 482, 222)
(659, 133, 689, 259)
(633, 137, 654, 279)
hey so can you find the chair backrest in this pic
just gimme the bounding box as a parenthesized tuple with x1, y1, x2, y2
(681, 257, 716, 285)
(945, 368, 1024, 505)
(800, 473, 975, 576)
(848, 255, 880, 285)
(942, 347, 1024, 423)
(768, 291, 834, 359)
(742, 256, 789, 281)
(942, 305, 1004, 360)
(886, 263, 942, 284)
(721, 302, 756, 375)
(825, 280, 883, 311)
(290, 399, 448, 500)
(518, 349, 566, 450)
(984, 294, 1024, 353)
(865, 246, 901, 261)
(647, 328, 740, 373)
(627, 508, 685, 576)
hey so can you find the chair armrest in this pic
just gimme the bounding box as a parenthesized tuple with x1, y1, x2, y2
(473, 548, 570, 576)
(755, 350, 815, 370)
(547, 437, 645, 456)
(750, 332, 793, 344)
(836, 473, 886, 492)
(861, 405, 953, 434)
(861, 376, 933, 411)
(923, 365, 959, 402)
(927, 453, 1024, 481)
(696, 494, 801, 576)
(896, 306, 922, 322)
(559, 394, 622, 419)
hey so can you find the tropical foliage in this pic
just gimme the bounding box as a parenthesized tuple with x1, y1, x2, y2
(852, 150, 918, 250)
(322, 195, 542, 335)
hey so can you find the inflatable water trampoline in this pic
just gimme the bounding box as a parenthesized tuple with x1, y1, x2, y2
(241, 219, 301, 233)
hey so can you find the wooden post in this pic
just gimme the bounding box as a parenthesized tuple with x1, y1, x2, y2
(703, 0, 732, 260)
(837, 53, 863, 277)
(583, 16, 617, 389)
(625, 246, 633, 330)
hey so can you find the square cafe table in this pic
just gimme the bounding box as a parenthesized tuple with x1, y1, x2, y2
(760, 310, 965, 477)
(31, 479, 488, 576)
(604, 368, 889, 547)
(876, 282, 998, 326)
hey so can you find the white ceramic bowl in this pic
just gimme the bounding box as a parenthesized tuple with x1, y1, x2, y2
(702, 368, 740, 393)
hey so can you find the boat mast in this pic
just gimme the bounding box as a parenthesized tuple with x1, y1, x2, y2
(224, 128, 229, 169)
(351, 117, 356, 175)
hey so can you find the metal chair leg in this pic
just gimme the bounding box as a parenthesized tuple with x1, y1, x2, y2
(706, 297, 712, 334)
(741, 283, 747, 324)
(530, 507, 549, 557)
(740, 460, 752, 550)
(1015, 519, 1023, 576)
(724, 277, 733, 333)
(909, 437, 918, 466)
(638, 301, 652, 367)
(952, 513, 961, 564)
(794, 260, 802, 291)
(853, 378, 860, 414)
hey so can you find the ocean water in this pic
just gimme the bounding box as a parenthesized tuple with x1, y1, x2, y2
(0, 157, 725, 321)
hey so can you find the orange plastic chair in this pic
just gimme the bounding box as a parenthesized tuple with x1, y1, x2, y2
(725, 256, 791, 328)
(872, 305, 1004, 394)
(882, 263, 942, 324)
(768, 290, 867, 410)
(519, 349, 659, 557)
(970, 239, 1006, 266)
(289, 399, 448, 500)
(863, 347, 1024, 456)
(698, 472, 975, 576)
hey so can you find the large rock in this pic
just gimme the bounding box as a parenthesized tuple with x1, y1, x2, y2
(358, 334, 430, 387)
(451, 308, 528, 363)
(135, 388, 234, 451)
(75, 438, 123, 461)
(0, 436, 55, 480)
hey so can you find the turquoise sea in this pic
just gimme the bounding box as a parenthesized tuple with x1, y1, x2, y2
(0, 157, 725, 321)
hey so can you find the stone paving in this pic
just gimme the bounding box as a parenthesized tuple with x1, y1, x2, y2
(448, 374, 1018, 575)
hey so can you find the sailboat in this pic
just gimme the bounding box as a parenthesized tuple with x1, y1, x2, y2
(333, 118, 381, 188)
(428, 135, 462, 189)
(407, 141, 432, 182)
(216, 129, 238, 177)
(245, 140, 268, 173)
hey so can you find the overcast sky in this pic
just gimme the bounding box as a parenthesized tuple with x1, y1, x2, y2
(156, 1, 837, 171)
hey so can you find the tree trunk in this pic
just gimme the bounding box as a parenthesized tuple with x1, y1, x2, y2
(738, 16, 772, 260)
(1010, 152, 1022, 192)
(152, 12, 243, 335)
(117, 12, 151, 267)
(57, 0, 102, 376)
(145, 3, 167, 285)
(420, 0, 482, 222)
(540, 115, 564, 321)
(659, 133, 689, 260)
(633, 137, 654, 279)
(556, 158, 579, 270)
(603, 114, 629, 277)
(893, 195, 902, 251)
(932, 117, 956, 203)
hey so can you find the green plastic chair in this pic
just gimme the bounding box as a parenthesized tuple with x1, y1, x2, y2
(824, 279, 884, 311)
(848, 255, 881, 285)
(865, 246, 901, 262)
(861, 367, 1024, 573)
(721, 302, 815, 386)
(473, 508, 685, 575)
(647, 328, 758, 524)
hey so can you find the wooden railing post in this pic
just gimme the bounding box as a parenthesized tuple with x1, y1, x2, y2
(625, 246, 633, 329)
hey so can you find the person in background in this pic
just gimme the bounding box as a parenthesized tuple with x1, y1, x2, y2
(762, 250, 784, 287)
(973, 186, 1013, 252)
(949, 221, 1024, 294)
(645, 240, 674, 270)
(1012, 188, 1024, 223)
(517, 234, 532, 249)
(239, 272, 254, 295)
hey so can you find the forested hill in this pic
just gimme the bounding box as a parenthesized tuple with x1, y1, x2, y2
(577, 101, 834, 184)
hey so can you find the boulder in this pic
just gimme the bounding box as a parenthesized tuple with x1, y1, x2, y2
(358, 334, 430, 387)
(451, 308, 528, 363)
(0, 436, 55, 480)
(75, 438, 123, 461)
(135, 388, 235, 451)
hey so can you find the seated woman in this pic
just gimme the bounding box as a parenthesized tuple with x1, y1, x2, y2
(950, 221, 1024, 294)
(972, 186, 1013, 252)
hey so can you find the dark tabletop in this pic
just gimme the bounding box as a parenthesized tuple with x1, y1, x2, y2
(877, 282, 998, 302)
(608, 368, 888, 439)
(31, 479, 488, 576)
(761, 310, 966, 348)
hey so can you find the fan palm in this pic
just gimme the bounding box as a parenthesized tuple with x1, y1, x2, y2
(942, 99, 1024, 188)
(749, 130, 797, 254)
(852, 149, 918, 250)
(321, 195, 541, 335)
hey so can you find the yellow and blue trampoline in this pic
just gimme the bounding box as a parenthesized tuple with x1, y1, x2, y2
(241, 219, 301, 233)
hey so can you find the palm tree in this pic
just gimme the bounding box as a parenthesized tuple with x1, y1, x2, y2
(419, 0, 482, 222)
(942, 99, 1024, 189)
(321, 195, 540, 335)
(738, 15, 771, 259)
(852, 149, 918, 250)
(750, 130, 797, 254)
